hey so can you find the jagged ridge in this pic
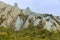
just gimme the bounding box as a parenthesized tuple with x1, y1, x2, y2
(0, 1, 60, 31)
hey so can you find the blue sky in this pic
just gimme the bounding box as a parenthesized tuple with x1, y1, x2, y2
(0, 0, 60, 16)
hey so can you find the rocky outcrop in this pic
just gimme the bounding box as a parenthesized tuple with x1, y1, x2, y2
(0, 1, 60, 31)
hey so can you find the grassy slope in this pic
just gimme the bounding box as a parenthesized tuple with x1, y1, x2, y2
(0, 26, 60, 40)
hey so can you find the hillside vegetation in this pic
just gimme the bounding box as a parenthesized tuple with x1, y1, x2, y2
(0, 26, 60, 40)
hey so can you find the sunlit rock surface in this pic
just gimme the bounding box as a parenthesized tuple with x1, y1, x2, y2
(44, 21, 52, 31)
(34, 18, 41, 26)
(15, 16, 23, 31)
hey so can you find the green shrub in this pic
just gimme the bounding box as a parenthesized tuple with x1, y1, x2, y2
(0, 26, 60, 40)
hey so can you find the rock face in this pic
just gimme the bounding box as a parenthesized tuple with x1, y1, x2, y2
(0, 1, 60, 31)
(15, 16, 23, 31)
